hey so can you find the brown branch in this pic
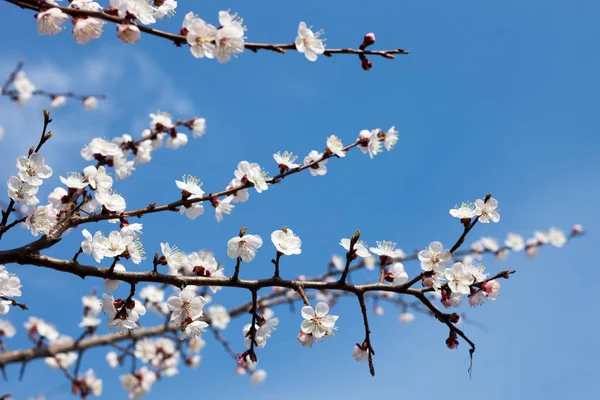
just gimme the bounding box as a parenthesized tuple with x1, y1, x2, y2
(411, 291, 475, 373)
(0, 111, 53, 240)
(357, 292, 375, 376)
(1, 61, 24, 92)
(449, 193, 492, 254)
(0, 297, 28, 311)
(4, 0, 409, 60)
(68, 141, 362, 228)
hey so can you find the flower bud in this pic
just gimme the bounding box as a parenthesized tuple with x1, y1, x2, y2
(361, 32, 376, 48)
(298, 331, 314, 348)
(117, 24, 141, 44)
(446, 335, 459, 349)
(361, 57, 372, 71)
(572, 224, 583, 235)
(422, 276, 434, 287)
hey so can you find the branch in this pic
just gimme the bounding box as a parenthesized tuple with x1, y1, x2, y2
(4, 0, 409, 60)
(0, 110, 53, 240)
(356, 292, 375, 376)
(0, 297, 28, 311)
(411, 291, 476, 374)
(68, 141, 363, 228)
(1, 61, 106, 106)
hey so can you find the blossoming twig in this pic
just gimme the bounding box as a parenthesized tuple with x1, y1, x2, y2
(0, 61, 106, 107)
(4, 0, 408, 60)
(0, 110, 52, 240)
(356, 292, 375, 376)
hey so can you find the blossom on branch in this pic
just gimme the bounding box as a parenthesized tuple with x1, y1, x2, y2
(227, 233, 263, 262)
(300, 302, 338, 341)
(295, 22, 325, 62)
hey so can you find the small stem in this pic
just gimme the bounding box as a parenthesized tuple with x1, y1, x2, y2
(294, 284, 310, 306)
(357, 292, 375, 376)
(231, 257, 242, 281)
(272, 252, 282, 279)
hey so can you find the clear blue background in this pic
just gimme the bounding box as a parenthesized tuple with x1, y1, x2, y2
(0, 0, 598, 398)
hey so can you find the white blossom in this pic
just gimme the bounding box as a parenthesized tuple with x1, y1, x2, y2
(271, 228, 302, 255)
(60, 172, 89, 189)
(250, 369, 268, 386)
(184, 14, 216, 59)
(474, 197, 500, 223)
(340, 238, 371, 258)
(444, 262, 475, 295)
(7, 176, 39, 206)
(73, 18, 105, 45)
(37, 8, 69, 35)
(117, 23, 141, 44)
(304, 150, 327, 176)
(110, 0, 156, 25)
(548, 227, 567, 248)
(95, 190, 126, 213)
(24, 317, 59, 341)
(300, 302, 338, 340)
(214, 11, 245, 63)
(83, 96, 98, 110)
(82, 369, 103, 397)
(505, 233, 525, 251)
(418, 241, 452, 272)
(326, 135, 345, 157)
(166, 289, 207, 325)
(370, 240, 404, 259)
(386, 263, 408, 286)
(235, 161, 268, 193)
(181, 320, 209, 340)
(449, 202, 477, 219)
(13, 71, 36, 105)
(165, 132, 188, 149)
(16, 153, 53, 186)
(273, 151, 301, 170)
(399, 312, 415, 323)
(106, 351, 120, 368)
(295, 22, 325, 62)
(191, 118, 206, 137)
(352, 345, 369, 362)
(207, 305, 230, 330)
(227, 234, 263, 262)
(383, 126, 399, 151)
(358, 129, 382, 159)
(121, 367, 157, 399)
(0, 265, 22, 298)
(155, 0, 177, 19)
(50, 95, 67, 108)
(24, 205, 57, 236)
(214, 195, 235, 222)
(81, 138, 121, 160)
(0, 320, 16, 337)
(104, 264, 126, 292)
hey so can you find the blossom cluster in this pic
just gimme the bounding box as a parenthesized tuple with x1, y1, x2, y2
(1, 67, 100, 109)
(0, 265, 23, 315)
(31, 2, 379, 64)
(178, 127, 397, 223)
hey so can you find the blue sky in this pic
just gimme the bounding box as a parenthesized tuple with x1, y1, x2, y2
(0, 0, 598, 398)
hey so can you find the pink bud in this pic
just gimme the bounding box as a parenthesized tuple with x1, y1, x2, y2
(468, 294, 481, 307)
(235, 365, 246, 376)
(481, 281, 493, 293)
(422, 276, 434, 287)
(572, 224, 583, 235)
(374, 305, 384, 316)
(361, 57, 372, 71)
(446, 336, 459, 349)
(117, 24, 141, 44)
(362, 32, 376, 47)
(298, 331, 314, 348)
(441, 297, 452, 308)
